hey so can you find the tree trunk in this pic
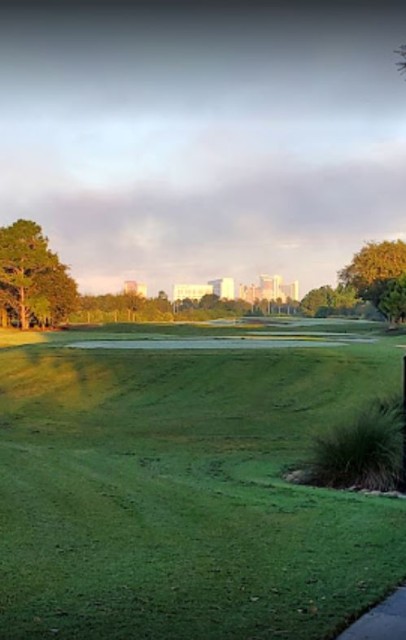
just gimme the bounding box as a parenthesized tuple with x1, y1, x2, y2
(19, 287, 28, 330)
(0, 308, 8, 327)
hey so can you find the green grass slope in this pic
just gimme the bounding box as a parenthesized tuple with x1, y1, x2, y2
(1, 323, 406, 639)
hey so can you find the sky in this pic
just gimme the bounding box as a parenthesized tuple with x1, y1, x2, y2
(1, 0, 406, 299)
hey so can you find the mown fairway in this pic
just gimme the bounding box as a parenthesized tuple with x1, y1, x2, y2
(2, 321, 406, 640)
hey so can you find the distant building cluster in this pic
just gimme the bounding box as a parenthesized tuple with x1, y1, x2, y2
(172, 274, 298, 302)
(124, 274, 298, 302)
(173, 277, 235, 301)
(239, 274, 299, 304)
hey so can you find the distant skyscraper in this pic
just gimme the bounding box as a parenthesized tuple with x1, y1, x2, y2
(124, 280, 136, 293)
(280, 281, 299, 301)
(259, 274, 282, 300)
(238, 283, 261, 304)
(173, 283, 213, 301)
(124, 281, 147, 297)
(207, 277, 235, 299)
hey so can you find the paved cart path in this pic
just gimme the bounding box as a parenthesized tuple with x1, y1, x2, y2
(336, 586, 406, 640)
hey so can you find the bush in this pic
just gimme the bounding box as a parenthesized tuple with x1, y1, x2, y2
(310, 397, 404, 491)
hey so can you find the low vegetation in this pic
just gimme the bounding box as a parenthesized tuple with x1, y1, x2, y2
(309, 397, 404, 491)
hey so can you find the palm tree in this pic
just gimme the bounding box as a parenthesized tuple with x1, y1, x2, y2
(395, 45, 406, 73)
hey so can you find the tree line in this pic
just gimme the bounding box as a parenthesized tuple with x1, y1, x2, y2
(3, 218, 406, 329)
(70, 291, 252, 324)
(301, 240, 406, 323)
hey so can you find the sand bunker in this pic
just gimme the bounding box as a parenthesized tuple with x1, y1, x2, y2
(67, 338, 351, 350)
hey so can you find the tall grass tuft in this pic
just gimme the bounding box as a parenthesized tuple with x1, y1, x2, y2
(310, 397, 405, 491)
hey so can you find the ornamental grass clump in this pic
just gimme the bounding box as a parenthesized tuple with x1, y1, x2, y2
(310, 397, 404, 491)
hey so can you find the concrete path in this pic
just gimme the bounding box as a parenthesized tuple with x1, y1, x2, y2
(336, 586, 406, 639)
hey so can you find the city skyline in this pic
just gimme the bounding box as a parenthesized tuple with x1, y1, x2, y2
(1, 2, 406, 298)
(120, 274, 298, 302)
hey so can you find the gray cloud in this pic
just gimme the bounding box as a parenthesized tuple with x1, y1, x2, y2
(0, 1, 405, 122)
(1, 0, 406, 296)
(2, 137, 406, 296)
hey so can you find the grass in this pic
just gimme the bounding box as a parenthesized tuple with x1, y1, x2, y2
(0, 327, 46, 348)
(309, 398, 404, 490)
(1, 320, 406, 639)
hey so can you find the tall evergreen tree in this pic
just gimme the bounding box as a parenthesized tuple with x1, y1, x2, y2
(0, 219, 78, 329)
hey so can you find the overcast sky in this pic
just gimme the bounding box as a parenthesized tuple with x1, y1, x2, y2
(1, 0, 406, 298)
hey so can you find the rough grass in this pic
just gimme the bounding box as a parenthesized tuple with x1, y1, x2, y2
(309, 398, 404, 491)
(0, 327, 46, 347)
(1, 321, 406, 640)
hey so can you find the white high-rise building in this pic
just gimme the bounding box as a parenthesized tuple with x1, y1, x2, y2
(208, 277, 235, 300)
(259, 274, 282, 300)
(173, 283, 213, 301)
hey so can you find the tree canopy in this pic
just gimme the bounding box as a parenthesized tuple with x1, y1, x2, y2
(300, 285, 335, 317)
(378, 274, 406, 324)
(339, 240, 406, 307)
(300, 284, 359, 318)
(0, 219, 78, 329)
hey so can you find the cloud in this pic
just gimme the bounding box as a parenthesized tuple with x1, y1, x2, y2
(1, 134, 406, 296)
(1, 0, 406, 299)
(1, 0, 406, 125)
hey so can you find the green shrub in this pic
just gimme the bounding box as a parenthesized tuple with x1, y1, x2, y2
(310, 397, 405, 491)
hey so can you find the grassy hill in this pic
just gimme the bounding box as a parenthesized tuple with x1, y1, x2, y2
(1, 321, 406, 639)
